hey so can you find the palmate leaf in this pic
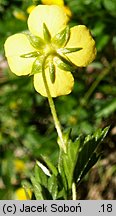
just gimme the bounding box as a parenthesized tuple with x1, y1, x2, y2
(74, 126, 109, 184)
(58, 127, 109, 191)
(31, 162, 53, 199)
(31, 127, 109, 199)
(31, 159, 65, 200)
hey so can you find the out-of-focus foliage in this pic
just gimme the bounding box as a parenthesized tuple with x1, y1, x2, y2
(0, 0, 116, 199)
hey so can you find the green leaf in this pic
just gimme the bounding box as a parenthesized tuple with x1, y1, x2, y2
(61, 137, 80, 189)
(74, 126, 109, 184)
(35, 162, 48, 188)
(42, 156, 58, 176)
(58, 151, 68, 191)
(24, 32, 45, 50)
(21, 180, 32, 192)
(48, 175, 58, 199)
(79, 152, 100, 181)
(57, 188, 67, 200)
(58, 47, 82, 54)
(52, 26, 70, 48)
(31, 162, 55, 200)
(30, 57, 43, 75)
(49, 60, 56, 83)
(31, 176, 44, 200)
(43, 23, 51, 42)
(54, 56, 76, 72)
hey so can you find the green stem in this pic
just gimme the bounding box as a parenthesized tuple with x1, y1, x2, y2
(81, 59, 116, 105)
(72, 182, 76, 200)
(42, 56, 66, 152)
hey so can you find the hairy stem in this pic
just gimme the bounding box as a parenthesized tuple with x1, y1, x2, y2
(42, 55, 66, 152)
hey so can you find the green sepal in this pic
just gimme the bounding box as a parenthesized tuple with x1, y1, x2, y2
(24, 32, 45, 50)
(58, 47, 82, 54)
(49, 60, 56, 83)
(54, 56, 76, 72)
(30, 56, 43, 75)
(52, 26, 70, 48)
(43, 23, 51, 42)
(20, 51, 39, 58)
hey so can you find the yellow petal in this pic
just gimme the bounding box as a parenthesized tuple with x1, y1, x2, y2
(4, 33, 36, 57)
(15, 188, 32, 200)
(4, 33, 36, 75)
(34, 67, 74, 97)
(41, 0, 64, 6)
(65, 25, 97, 67)
(28, 5, 68, 38)
(27, 5, 36, 14)
(41, 0, 71, 21)
(63, 6, 72, 18)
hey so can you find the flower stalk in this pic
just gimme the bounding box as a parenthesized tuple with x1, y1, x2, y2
(42, 55, 66, 152)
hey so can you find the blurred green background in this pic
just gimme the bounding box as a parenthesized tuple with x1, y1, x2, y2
(0, 0, 116, 199)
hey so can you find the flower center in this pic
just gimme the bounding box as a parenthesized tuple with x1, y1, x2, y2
(43, 43, 56, 57)
(20, 24, 82, 82)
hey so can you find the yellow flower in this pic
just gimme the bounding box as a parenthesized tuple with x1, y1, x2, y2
(65, 25, 96, 67)
(14, 159, 25, 173)
(15, 188, 32, 200)
(4, 5, 96, 97)
(27, 5, 36, 14)
(62, 5, 72, 18)
(41, 0, 64, 6)
(13, 9, 27, 21)
(41, 0, 72, 20)
(28, 5, 67, 38)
